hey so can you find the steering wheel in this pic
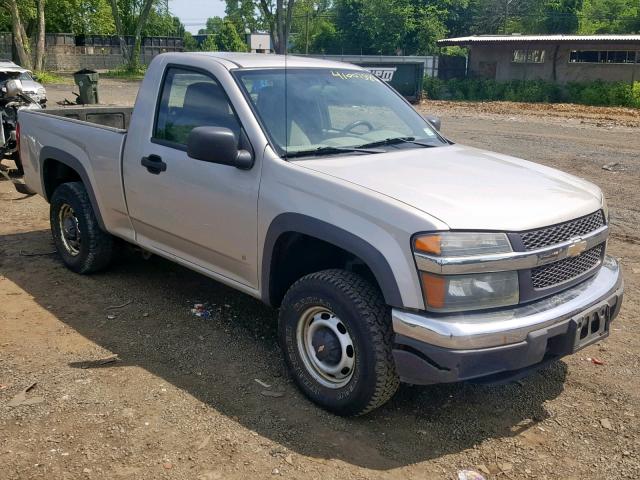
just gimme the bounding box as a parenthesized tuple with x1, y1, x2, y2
(341, 120, 374, 134)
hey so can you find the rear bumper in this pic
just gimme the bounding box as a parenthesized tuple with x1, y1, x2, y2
(392, 256, 623, 385)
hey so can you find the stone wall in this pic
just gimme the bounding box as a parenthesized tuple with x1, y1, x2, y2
(43, 45, 181, 71)
(0, 33, 183, 72)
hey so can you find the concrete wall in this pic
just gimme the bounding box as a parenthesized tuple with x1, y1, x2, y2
(0, 33, 183, 72)
(468, 43, 640, 83)
(43, 45, 182, 71)
(0, 33, 12, 60)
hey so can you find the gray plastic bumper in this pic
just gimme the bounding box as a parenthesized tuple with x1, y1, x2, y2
(392, 256, 623, 385)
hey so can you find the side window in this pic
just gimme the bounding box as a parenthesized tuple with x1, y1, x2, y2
(154, 67, 241, 146)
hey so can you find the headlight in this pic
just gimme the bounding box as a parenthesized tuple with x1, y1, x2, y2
(414, 232, 512, 257)
(420, 271, 519, 312)
(414, 232, 518, 312)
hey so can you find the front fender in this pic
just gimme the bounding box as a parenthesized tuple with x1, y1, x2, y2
(262, 212, 403, 307)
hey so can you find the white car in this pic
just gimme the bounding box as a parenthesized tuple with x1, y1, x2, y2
(0, 60, 47, 105)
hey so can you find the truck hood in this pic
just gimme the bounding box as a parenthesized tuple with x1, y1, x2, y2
(296, 144, 603, 231)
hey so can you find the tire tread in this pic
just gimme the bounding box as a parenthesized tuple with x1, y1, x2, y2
(281, 269, 399, 416)
(50, 181, 113, 274)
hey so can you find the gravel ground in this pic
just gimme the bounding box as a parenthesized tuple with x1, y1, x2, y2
(0, 81, 639, 479)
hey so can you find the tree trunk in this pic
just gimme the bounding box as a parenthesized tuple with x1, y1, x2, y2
(5, 0, 32, 69)
(259, 0, 295, 54)
(129, 0, 154, 70)
(109, 0, 154, 70)
(108, 0, 132, 68)
(284, 0, 295, 53)
(34, 0, 46, 71)
(275, 0, 284, 54)
(259, 0, 277, 53)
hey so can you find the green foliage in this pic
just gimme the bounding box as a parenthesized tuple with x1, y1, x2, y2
(103, 65, 147, 79)
(565, 81, 640, 107)
(200, 34, 218, 52)
(183, 31, 198, 52)
(332, 0, 447, 55)
(289, 0, 340, 54)
(45, 0, 115, 35)
(579, 0, 640, 33)
(198, 18, 247, 52)
(1, 0, 639, 60)
(25, 0, 182, 37)
(424, 77, 640, 108)
(225, 0, 263, 34)
(216, 19, 247, 51)
(32, 71, 69, 84)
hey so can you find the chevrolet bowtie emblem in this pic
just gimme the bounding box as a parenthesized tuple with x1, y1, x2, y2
(567, 239, 588, 257)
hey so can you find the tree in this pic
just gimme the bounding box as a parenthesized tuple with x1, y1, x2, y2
(0, 0, 46, 70)
(183, 31, 198, 51)
(2, 0, 31, 68)
(225, 0, 263, 34)
(217, 19, 248, 51)
(200, 34, 218, 51)
(541, 0, 583, 33)
(257, 0, 296, 54)
(579, 0, 640, 33)
(199, 17, 248, 52)
(108, 0, 155, 70)
(44, 0, 115, 35)
(199, 16, 225, 35)
(35, 0, 46, 71)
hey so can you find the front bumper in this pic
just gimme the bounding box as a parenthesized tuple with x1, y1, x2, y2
(392, 255, 623, 385)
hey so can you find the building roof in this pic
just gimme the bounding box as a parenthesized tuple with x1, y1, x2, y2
(437, 34, 640, 46)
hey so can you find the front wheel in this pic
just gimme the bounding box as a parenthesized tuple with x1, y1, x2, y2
(50, 181, 114, 274)
(279, 269, 399, 416)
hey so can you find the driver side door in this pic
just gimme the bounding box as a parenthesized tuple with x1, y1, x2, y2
(123, 66, 261, 289)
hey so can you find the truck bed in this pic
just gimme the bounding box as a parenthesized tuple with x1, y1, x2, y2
(19, 108, 132, 240)
(44, 105, 133, 130)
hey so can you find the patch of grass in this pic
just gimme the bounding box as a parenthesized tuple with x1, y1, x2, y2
(103, 66, 147, 80)
(32, 71, 68, 84)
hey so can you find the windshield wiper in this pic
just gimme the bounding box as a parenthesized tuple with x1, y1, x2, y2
(283, 145, 383, 159)
(356, 137, 438, 149)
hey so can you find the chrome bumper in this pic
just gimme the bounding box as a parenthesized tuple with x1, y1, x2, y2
(393, 255, 623, 350)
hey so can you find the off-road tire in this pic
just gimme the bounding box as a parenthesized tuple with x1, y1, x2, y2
(50, 181, 114, 274)
(279, 269, 399, 416)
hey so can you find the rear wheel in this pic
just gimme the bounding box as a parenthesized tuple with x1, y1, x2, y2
(279, 269, 399, 416)
(50, 181, 114, 274)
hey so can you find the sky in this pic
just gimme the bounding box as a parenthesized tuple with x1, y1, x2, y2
(169, 0, 227, 34)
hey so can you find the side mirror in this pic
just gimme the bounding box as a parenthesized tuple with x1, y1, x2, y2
(423, 114, 441, 131)
(186, 126, 253, 169)
(5, 79, 24, 97)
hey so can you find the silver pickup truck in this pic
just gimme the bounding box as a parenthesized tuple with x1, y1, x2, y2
(18, 53, 623, 416)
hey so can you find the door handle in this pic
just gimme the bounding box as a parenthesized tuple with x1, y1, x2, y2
(141, 154, 167, 175)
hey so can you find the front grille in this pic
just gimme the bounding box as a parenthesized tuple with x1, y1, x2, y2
(521, 210, 605, 251)
(531, 244, 603, 289)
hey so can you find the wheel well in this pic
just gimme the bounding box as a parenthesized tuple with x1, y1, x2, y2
(268, 232, 380, 307)
(42, 159, 81, 200)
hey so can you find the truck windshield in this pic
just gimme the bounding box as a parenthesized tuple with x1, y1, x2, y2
(235, 68, 446, 157)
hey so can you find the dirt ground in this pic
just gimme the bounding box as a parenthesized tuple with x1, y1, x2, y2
(1, 81, 639, 480)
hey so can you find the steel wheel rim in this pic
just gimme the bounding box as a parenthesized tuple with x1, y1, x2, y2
(296, 306, 355, 389)
(58, 203, 81, 256)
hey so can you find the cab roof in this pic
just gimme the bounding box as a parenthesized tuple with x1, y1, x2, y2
(180, 52, 365, 71)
